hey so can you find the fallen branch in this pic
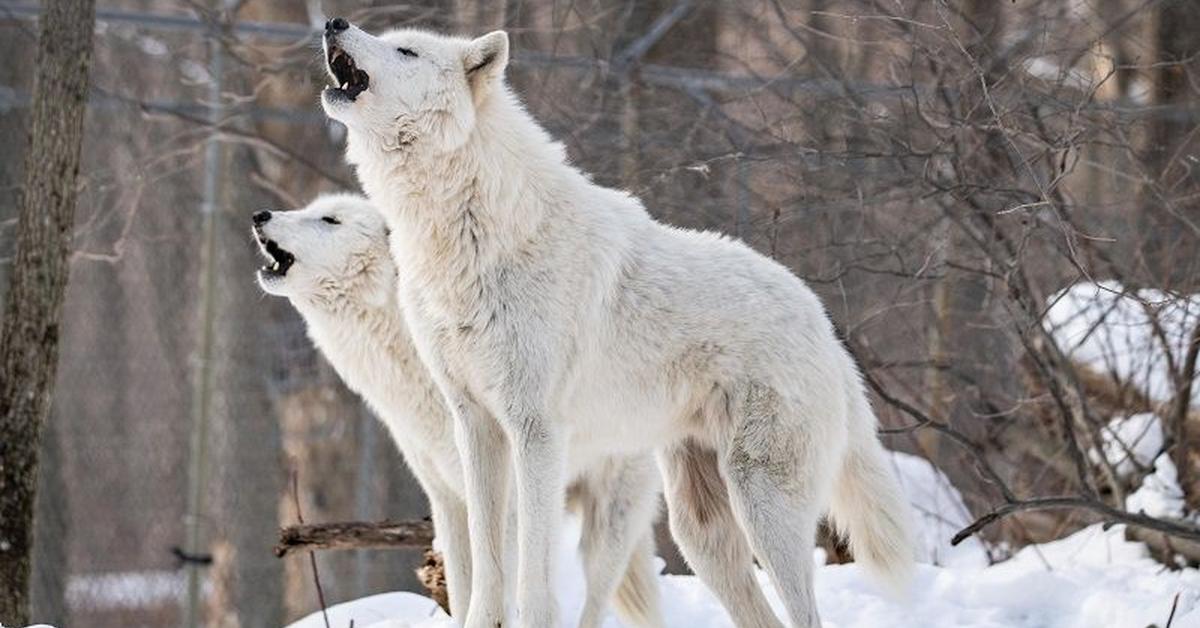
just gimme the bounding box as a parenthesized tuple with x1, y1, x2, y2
(275, 519, 435, 558)
(952, 496, 1200, 546)
(1127, 524, 1200, 567)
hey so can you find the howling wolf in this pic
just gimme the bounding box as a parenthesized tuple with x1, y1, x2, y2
(319, 18, 915, 628)
(252, 194, 663, 627)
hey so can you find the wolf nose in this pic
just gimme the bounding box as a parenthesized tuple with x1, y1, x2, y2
(252, 210, 272, 226)
(325, 17, 349, 34)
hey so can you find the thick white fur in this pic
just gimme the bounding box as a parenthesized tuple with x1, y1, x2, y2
(253, 194, 664, 628)
(321, 24, 916, 628)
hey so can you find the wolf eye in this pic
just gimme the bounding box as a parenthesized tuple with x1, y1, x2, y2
(321, 216, 341, 225)
(396, 47, 418, 58)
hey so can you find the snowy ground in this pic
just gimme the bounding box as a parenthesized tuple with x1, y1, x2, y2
(288, 452, 1200, 628)
(288, 521, 1200, 628)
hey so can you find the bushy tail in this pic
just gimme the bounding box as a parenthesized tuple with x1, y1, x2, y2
(828, 395, 917, 596)
(611, 533, 665, 628)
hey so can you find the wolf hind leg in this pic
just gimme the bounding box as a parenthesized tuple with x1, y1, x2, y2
(718, 380, 845, 628)
(658, 440, 785, 628)
(575, 455, 664, 628)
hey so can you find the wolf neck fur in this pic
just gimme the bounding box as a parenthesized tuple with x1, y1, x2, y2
(294, 283, 409, 375)
(348, 88, 577, 269)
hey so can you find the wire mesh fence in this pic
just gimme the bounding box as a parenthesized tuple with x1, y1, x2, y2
(2, 3, 432, 626)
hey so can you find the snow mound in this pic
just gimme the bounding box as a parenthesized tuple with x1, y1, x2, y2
(1045, 280, 1200, 408)
(287, 591, 447, 628)
(1127, 453, 1189, 520)
(889, 451, 989, 568)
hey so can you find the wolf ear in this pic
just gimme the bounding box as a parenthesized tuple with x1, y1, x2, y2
(463, 31, 509, 90)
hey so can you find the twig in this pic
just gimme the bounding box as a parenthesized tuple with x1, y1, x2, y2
(612, 0, 696, 71)
(1167, 320, 1200, 464)
(951, 496, 1200, 546)
(1166, 591, 1181, 628)
(291, 468, 331, 628)
(855, 333, 1200, 551)
(862, 364, 1018, 502)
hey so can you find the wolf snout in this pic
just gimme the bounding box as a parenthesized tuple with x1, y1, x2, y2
(325, 17, 349, 36)
(252, 210, 272, 226)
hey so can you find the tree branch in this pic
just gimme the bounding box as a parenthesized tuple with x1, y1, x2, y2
(274, 519, 435, 558)
(952, 496, 1200, 546)
(613, 0, 697, 70)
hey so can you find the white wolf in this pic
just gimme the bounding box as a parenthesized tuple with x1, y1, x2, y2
(251, 193, 664, 627)
(319, 18, 916, 628)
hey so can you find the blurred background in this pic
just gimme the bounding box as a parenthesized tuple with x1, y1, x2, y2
(1, 0, 1198, 626)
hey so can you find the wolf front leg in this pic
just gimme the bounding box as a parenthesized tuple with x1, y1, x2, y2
(452, 394, 512, 628)
(425, 482, 472, 620)
(508, 415, 566, 628)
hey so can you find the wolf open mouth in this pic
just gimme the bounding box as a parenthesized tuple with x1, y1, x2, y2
(327, 44, 369, 101)
(257, 238, 295, 278)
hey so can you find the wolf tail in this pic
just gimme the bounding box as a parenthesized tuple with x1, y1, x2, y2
(611, 533, 665, 628)
(827, 388, 917, 596)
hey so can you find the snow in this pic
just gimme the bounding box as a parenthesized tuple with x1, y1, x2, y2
(1092, 412, 1164, 478)
(1085, 413, 1188, 521)
(137, 35, 168, 57)
(1128, 453, 1189, 521)
(1045, 280, 1200, 409)
(286, 592, 448, 627)
(1022, 56, 1095, 91)
(889, 452, 989, 568)
(1046, 281, 1198, 522)
(179, 60, 213, 86)
(287, 451, 1200, 628)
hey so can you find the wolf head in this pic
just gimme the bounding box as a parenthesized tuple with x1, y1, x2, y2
(320, 18, 509, 152)
(251, 193, 395, 308)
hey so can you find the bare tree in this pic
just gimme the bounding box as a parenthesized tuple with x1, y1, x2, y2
(0, 0, 97, 623)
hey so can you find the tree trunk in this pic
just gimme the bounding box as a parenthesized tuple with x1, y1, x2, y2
(1140, 0, 1200, 287)
(1155, 0, 1200, 511)
(925, 0, 1026, 520)
(0, 0, 96, 623)
(30, 419, 68, 625)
